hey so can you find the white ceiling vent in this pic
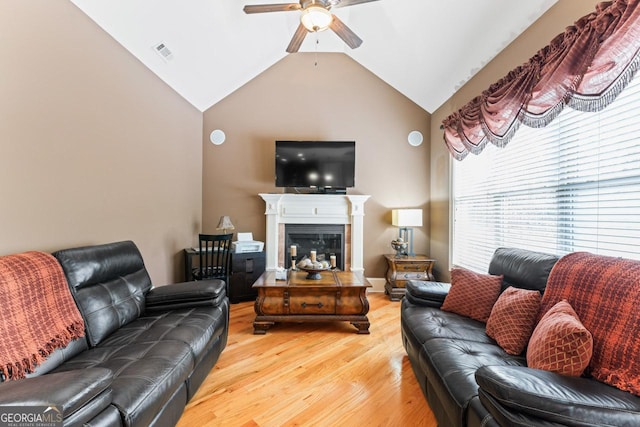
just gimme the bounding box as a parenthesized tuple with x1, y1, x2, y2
(153, 42, 173, 62)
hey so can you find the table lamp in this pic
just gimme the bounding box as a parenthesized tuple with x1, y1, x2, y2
(392, 209, 423, 257)
(216, 215, 235, 234)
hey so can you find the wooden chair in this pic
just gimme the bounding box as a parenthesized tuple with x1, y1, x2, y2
(192, 233, 233, 294)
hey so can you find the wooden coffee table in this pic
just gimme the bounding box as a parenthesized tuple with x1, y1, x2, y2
(252, 270, 371, 334)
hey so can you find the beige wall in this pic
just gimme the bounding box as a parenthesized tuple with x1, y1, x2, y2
(429, 0, 597, 281)
(0, 1, 203, 284)
(203, 53, 431, 278)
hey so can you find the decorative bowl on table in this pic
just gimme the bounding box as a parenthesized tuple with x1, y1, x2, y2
(298, 266, 331, 280)
(296, 259, 331, 280)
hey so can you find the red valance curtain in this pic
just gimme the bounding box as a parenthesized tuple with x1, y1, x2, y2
(442, 0, 640, 160)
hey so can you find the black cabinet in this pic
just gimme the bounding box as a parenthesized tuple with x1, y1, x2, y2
(229, 252, 265, 303)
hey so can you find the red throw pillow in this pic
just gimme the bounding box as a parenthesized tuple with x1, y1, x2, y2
(486, 287, 541, 355)
(527, 300, 593, 376)
(441, 268, 502, 323)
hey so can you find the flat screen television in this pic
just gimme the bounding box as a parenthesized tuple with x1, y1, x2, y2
(275, 141, 355, 190)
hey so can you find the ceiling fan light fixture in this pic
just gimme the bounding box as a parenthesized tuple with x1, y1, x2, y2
(300, 5, 332, 32)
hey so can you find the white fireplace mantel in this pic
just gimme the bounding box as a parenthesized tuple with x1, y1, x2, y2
(259, 193, 370, 273)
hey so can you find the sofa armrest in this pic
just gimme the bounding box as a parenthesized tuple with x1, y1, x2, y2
(475, 365, 640, 426)
(145, 279, 227, 312)
(0, 368, 113, 419)
(405, 280, 451, 308)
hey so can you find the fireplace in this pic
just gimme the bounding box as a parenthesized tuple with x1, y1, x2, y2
(285, 224, 345, 270)
(259, 194, 370, 272)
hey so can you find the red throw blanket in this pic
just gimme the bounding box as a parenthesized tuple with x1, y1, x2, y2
(540, 252, 640, 396)
(0, 251, 85, 380)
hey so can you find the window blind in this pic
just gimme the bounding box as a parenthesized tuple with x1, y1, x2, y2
(452, 75, 640, 272)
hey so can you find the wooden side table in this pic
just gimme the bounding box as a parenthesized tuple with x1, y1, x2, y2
(384, 254, 436, 301)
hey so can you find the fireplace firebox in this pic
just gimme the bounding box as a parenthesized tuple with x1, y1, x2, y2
(285, 224, 345, 270)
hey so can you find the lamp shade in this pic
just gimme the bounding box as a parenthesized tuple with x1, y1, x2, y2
(216, 215, 235, 231)
(392, 209, 423, 227)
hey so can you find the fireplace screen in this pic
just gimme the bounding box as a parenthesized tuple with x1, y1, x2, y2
(285, 224, 345, 270)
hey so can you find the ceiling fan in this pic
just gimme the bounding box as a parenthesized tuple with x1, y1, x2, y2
(243, 0, 380, 53)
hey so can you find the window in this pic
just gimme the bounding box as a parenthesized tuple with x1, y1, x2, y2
(452, 75, 640, 272)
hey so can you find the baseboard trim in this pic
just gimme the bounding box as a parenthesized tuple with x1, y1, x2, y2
(366, 277, 386, 293)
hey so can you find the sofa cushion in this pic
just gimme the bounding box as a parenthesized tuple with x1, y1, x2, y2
(540, 252, 640, 394)
(527, 300, 592, 377)
(54, 241, 152, 347)
(441, 268, 502, 323)
(486, 287, 541, 355)
(98, 306, 227, 366)
(53, 339, 193, 427)
(419, 338, 526, 426)
(402, 304, 495, 347)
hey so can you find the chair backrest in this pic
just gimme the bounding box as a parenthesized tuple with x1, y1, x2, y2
(197, 233, 233, 280)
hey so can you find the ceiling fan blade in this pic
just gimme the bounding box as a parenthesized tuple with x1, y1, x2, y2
(286, 23, 308, 53)
(329, 15, 362, 49)
(243, 3, 301, 14)
(332, 0, 380, 8)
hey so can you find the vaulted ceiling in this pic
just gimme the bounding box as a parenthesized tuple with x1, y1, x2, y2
(70, 0, 558, 113)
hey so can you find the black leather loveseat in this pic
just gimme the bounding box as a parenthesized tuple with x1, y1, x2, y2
(0, 241, 229, 426)
(402, 247, 640, 426)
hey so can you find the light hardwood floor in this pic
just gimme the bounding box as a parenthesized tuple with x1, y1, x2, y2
(176, 293, 437, 427)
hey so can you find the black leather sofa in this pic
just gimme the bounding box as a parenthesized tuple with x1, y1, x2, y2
(402, 247, 640, 426)
(0, 241, 229, 427)
(401, 247, 559, 426)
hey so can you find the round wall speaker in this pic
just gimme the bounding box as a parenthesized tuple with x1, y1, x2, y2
(408, 130, 423, 146)
(210, 129, 226, 145)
